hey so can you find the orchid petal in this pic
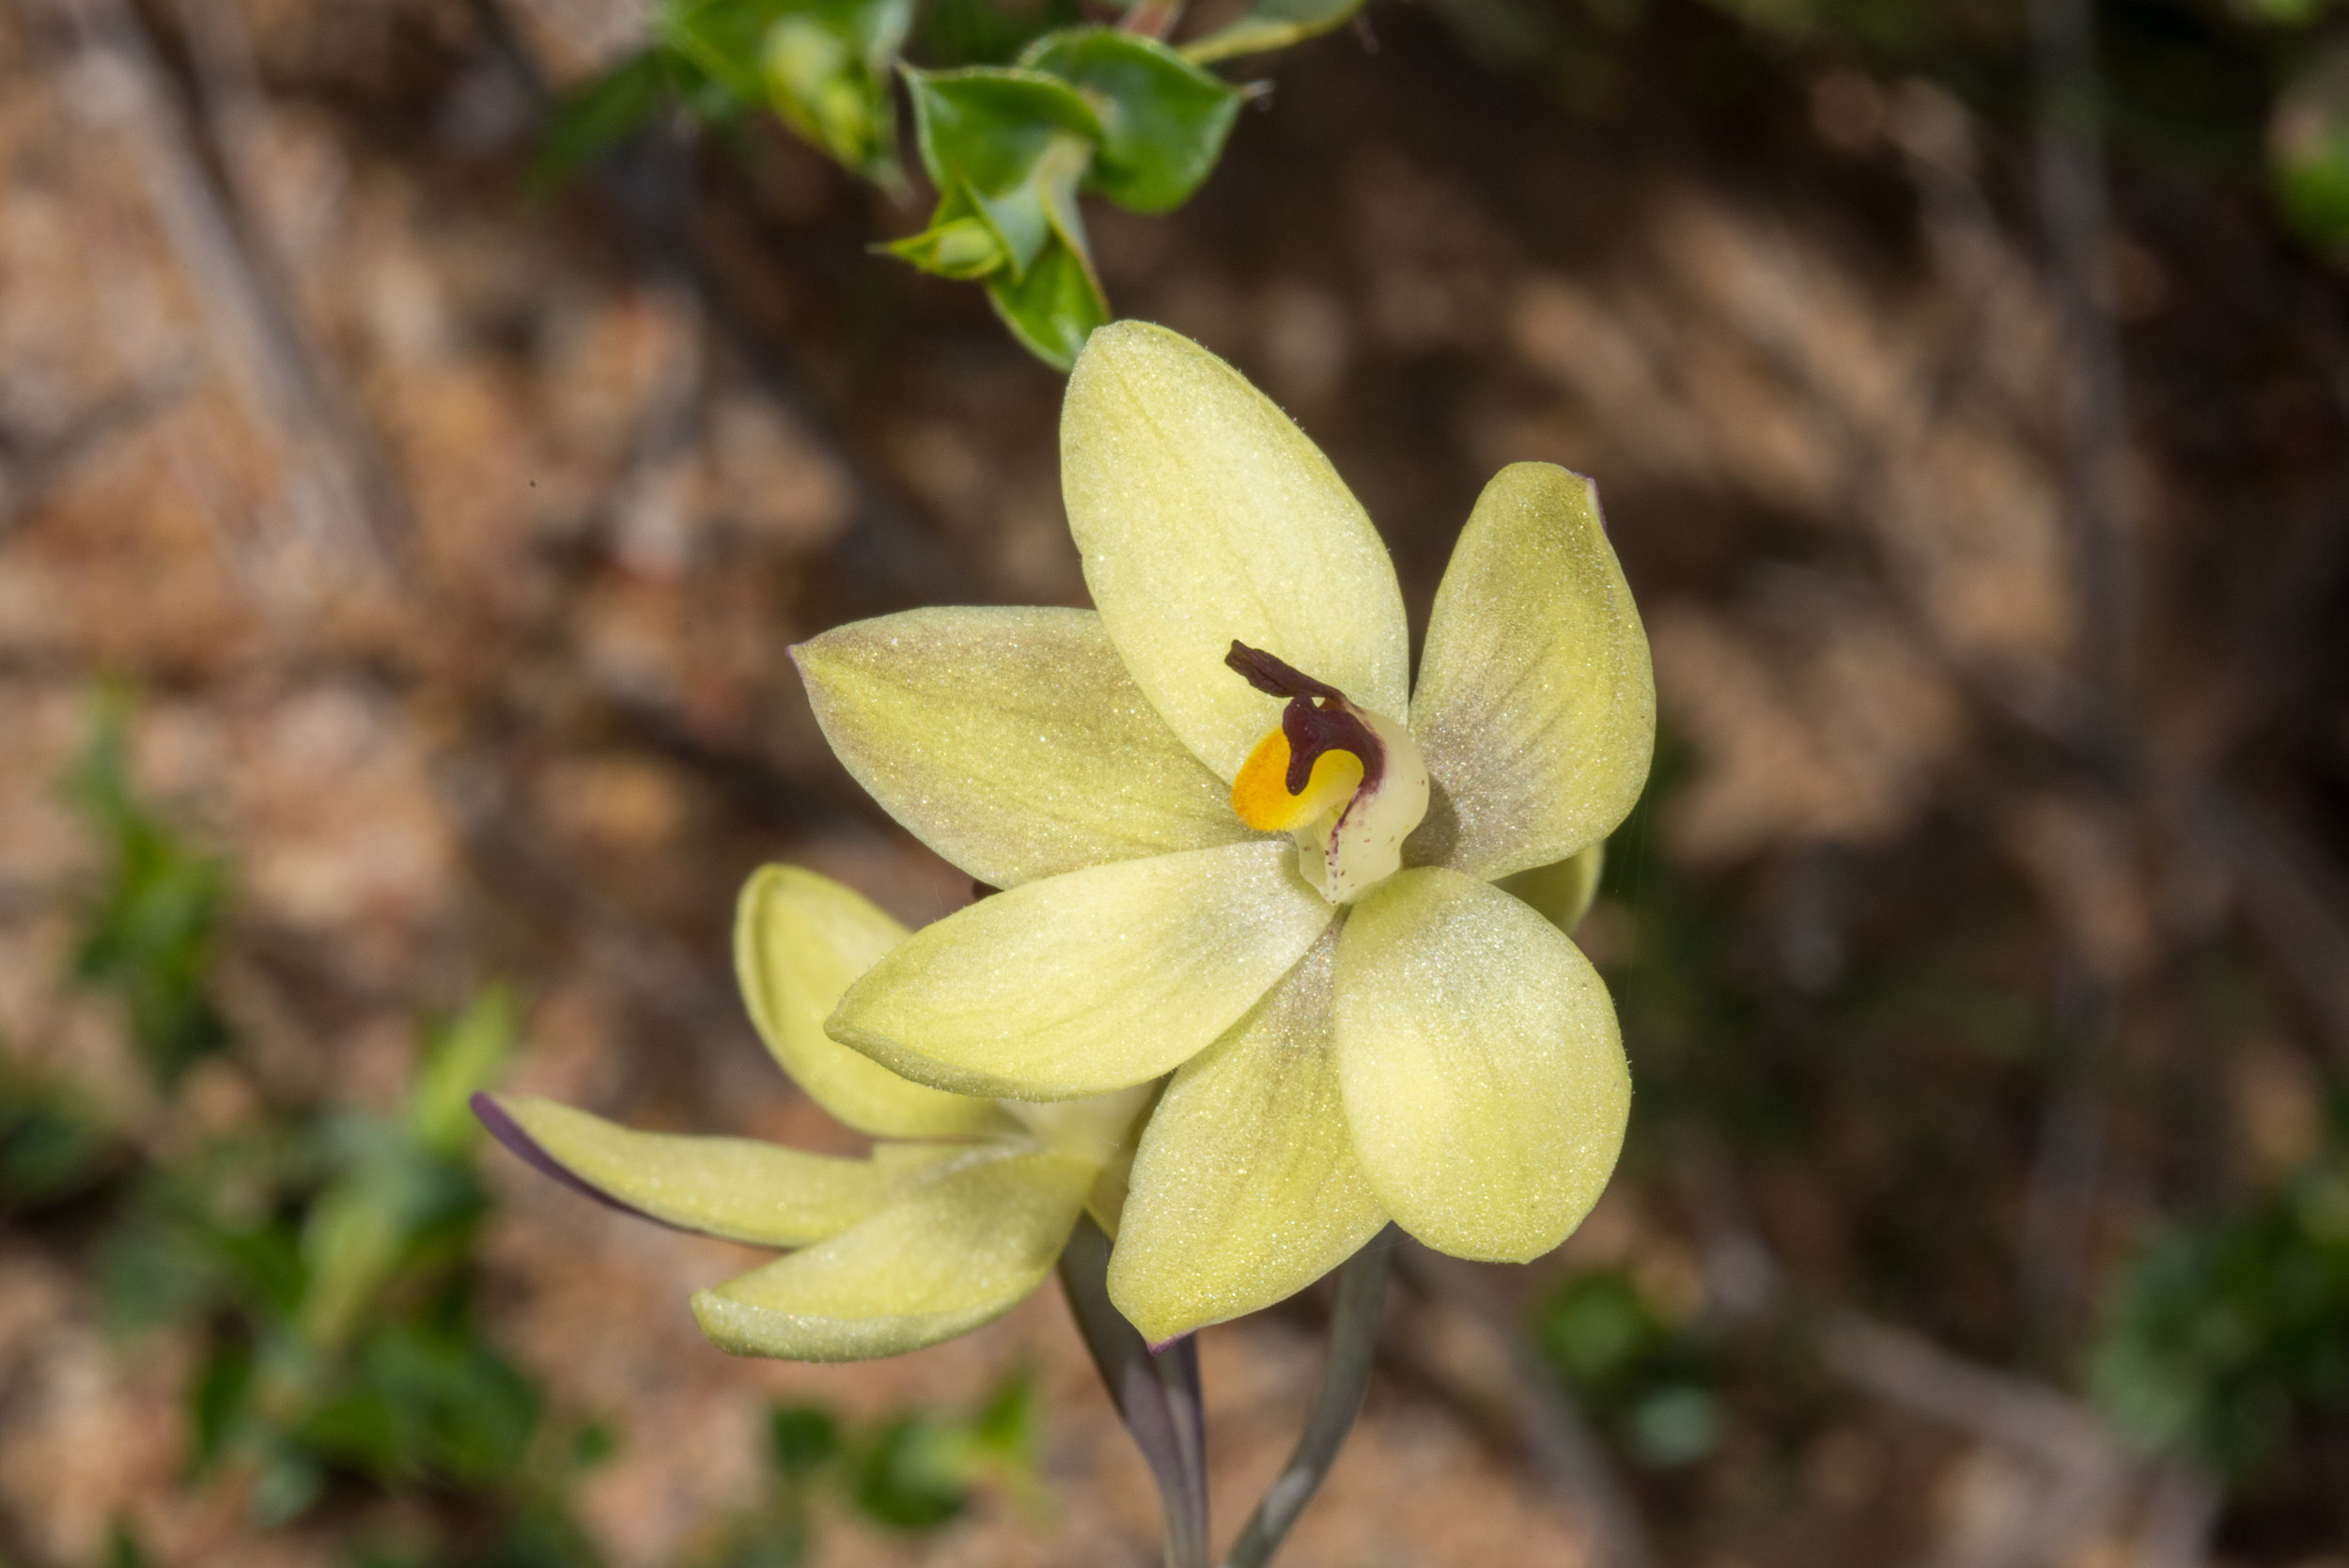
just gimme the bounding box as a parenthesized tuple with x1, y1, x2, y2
(736, 866, 1016, 1141)
(829, 841, 1333, 1099)
(1407, 464, 1654, 881)
(1334, 867, 1628, 1262)
(1497, 841, 1607, 936)
(794, 607, 1253, 887)
(1061, 321, 1408, 781)
(691, 1149, 1096, 1361)
(1108, 930, 1387, 1342)
(476, 1093, 962, 1249)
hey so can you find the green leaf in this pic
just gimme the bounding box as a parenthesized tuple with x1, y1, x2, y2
(67, 687, 232, 1088)
(1182, 0, 1366, 65)
(768, 1404, 842, 1476)
(660, 0, 792, 103)
(903, 67, 1102, 198)
(883, 206, 1010, 278)
(1019, 30, 1241, 213)
(531, 51, 669, 191)
(407, 985, 521, 1159)
(189, 1340, 255, 1470)
(850, 1416, 969, 1530)
(761, 0, 915, 185)
(984, 232, 1108, 370)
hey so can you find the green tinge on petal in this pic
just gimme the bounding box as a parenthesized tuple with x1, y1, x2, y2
(1109, 930, 1387, 1342)
(1061, 321, 1409, 782)
(736, 866, 1014, 1141)
(794, 607, 1252, 888)
(691, 1149, 1096, 1362)
(830, 841, 1334, 1100)
(485, 1094, 963, 1249)
(1333, 868, 1629, 1263)
(1497, 841, 1606, 937)
(1407, 463, 1654, 882)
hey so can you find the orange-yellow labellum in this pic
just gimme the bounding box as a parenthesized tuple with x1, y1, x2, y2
(1231, 728, 1364, 833)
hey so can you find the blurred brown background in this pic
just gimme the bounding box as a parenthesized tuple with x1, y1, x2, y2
(4, 0, 2348, 1565)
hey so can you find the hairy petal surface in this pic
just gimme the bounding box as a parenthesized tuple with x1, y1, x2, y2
(691, 1150, 1096, 1361)
(736, 866, 1014, 1141)
(795, 607, 1252, 885)
(1407, 464, 1654, 881)
(1108, 930, 1387, 1342)
(477, 1094, 961, 1249)
(830, 842, 1332, 1099)
(1334, 868, 1629, 1262)
(1062, 321, 1408, 780)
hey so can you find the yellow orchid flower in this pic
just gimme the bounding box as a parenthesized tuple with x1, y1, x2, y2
(474, 865, 1154, 1362)
(796, 321, 1654, 1345)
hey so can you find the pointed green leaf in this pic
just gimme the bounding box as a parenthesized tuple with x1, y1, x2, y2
(763, 13, 902, 185)
(1182, 0, 1367, 65)
(902, 67, 1103, 196)
(1020, 30, 1242, 214)
(985, 228, 1109, 371)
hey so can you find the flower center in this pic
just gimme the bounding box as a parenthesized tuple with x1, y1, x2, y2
(1224, 642, 1428, 905)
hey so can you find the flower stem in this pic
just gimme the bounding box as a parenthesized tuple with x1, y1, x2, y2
(1221, 1229, 1394, 1568)
(1059, 1214, 1210, 1568)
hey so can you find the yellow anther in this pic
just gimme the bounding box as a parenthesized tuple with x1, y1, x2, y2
(1231, 725, 1364, 833)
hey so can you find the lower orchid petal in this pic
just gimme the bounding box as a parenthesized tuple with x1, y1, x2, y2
(828, 842, 1334, 1099)
(691, 1149, 1097, 1362)
(1332, 867, 1629, 1262)
(476, 1094, 966, 1249)
(1108, 930, 1388, 1343)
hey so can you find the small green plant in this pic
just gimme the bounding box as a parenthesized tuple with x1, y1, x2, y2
(541, 0, 1370, 368)
(1534, 1269, 1725, 1469)
(688, 1374, 1044, 1566)
(2090, 1088, 2349, 1478)
(66, 687, 230, 1087)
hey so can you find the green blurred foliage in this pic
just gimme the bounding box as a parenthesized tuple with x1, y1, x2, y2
(0, 1056, 117, 1212)
(687, 1374, 1044, 1566)
(1535, 1270, 1727, 1468)
(28, 693, 1037, 1568)
(2090, 1093, 2349, 1477)
(67, 687, 231, 1087)
(536, 0, 1357, 370)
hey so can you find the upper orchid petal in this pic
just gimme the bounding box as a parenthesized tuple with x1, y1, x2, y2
(1406, 464, 1654, 882)
(1061, 321, 1409, 781)
(1332, 867, 1629, 1262)
(691, 1148, 1096, 1362)
(475, 1093, 964, 1249)
(828, 841, 1333, 1100)
(736, 866, 1017, 1141)
(794, 607, 1253, 887)
(1107, 929, 1388, 1343)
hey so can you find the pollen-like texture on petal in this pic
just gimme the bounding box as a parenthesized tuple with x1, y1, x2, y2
(1333, 868, 1629, 1262)
(1231, 726, 1363, 832)
(736, 866, 1015, 1141)
(1108, 930, 1387, 1342)
(479, 1094, 968, 1249)
(691, 1149, 1095, 1362)
(829, 841, 1334, 1099)
(1061, 321, 1408, 781)
(1407, 463, 1654, 882)
(794, 607, 1253, 886)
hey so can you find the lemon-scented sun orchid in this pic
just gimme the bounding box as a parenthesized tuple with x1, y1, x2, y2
(473, 866, 1153, 1362)
(798, 321, 1654, 1345)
